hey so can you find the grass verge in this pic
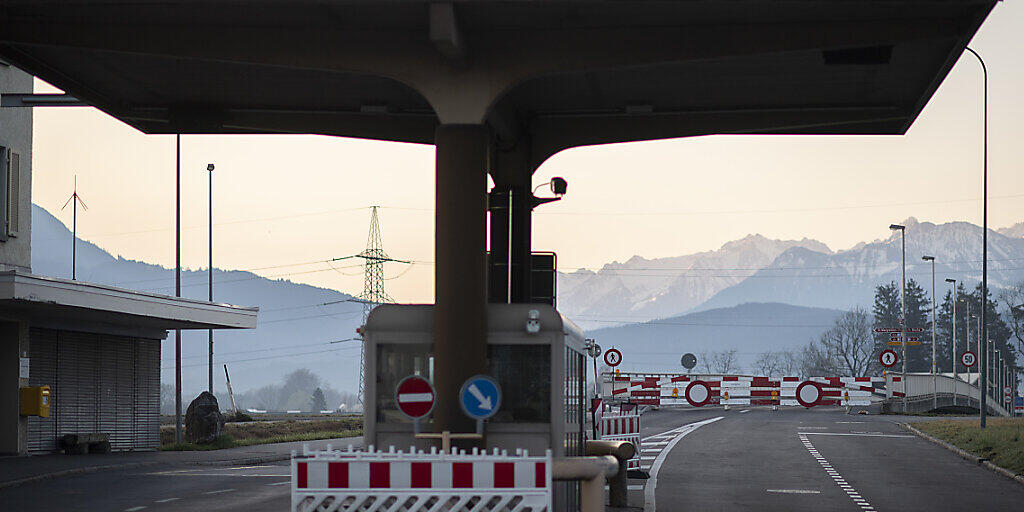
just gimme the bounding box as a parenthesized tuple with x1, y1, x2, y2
(160, 417, 363, 450)
(911, 417, 1024, 475)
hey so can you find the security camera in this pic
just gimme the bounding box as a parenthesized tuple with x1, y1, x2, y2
(550, 177, 567, 196)
(207, 164, 215, 171)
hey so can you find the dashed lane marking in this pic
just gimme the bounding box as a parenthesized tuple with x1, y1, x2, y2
(154, 498, 180, 503)
(124, 507, 147, 512)
(268, 481, 290, 486)
(203, 489, 236, 495)
(739, 409, 750, 414)
(643, 416, 724, 512)
(799, 434, 875, 511)
(766, 489, 821, 494)
(798, 432, 914, 438)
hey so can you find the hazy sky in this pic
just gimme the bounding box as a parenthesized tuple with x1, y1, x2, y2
(31, 4, 1024, 304)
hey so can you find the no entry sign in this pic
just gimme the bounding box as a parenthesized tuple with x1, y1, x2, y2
(395, 375, 435, 420)
(685, 380, 713, 407)
(604, 348, 622, 367)
(796, 381, 822, 408)
(879, 349, 898, 368)
(961, 351, 977, 368)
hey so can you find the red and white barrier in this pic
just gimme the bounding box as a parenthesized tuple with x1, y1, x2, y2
(607, 372, 885, 408)
(292, 445, 552, 512)
(597, 413, 642, 470)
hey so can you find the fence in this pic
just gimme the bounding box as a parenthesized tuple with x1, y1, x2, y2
(292, 444, 552, 512)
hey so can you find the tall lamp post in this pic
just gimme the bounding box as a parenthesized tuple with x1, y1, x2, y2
(174, 134, 182, 444)
(207, 163, 215, 394)
(890, 223, 907, 412)
(964, 45, 988, 427)
(946, 278, 957, 405)
(923, 255, 936, 409)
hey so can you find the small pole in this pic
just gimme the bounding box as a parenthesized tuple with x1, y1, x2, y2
(175, 134, 183, 445)
(208, 163, 215, 394)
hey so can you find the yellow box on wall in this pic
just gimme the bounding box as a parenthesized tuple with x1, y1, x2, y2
(20, 386, 50, 417)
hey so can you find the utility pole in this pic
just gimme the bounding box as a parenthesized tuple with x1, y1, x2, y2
(890, 224, 907, 412)
(923, 255, 936, 409)
(946, 279, 957, 405)
(208, 163, 215, 394)
(965, 46, 988, 428)
(355, 207, 410, 406)
(61, 176, 88, 280)
(174, 134, 183, 445)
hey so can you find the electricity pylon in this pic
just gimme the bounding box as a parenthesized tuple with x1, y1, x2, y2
(61, 175, 88, 280)
(356, 206, 409, 405)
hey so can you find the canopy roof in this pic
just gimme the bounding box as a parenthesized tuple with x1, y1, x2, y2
(0, 1, 995, 161)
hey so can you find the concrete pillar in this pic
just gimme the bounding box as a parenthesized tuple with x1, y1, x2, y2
(433, 124, 488, 439)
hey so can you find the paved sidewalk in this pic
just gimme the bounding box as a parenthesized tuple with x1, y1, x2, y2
(0, 436, 362, 489)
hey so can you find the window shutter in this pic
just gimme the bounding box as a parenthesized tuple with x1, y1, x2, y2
(0, 147, 8, 242)
(7, 151, 19, 237)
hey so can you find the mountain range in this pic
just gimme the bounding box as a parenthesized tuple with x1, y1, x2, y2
(29, 204, 1024, 391)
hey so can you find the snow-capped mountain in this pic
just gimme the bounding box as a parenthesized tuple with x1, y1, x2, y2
(557, 234, 831, 328)
(694, 217, 1024, 312)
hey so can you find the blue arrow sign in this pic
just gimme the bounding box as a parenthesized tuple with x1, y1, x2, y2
(459, 375, 502, 420)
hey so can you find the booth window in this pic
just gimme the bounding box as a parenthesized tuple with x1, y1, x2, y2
(375, 343, 432, 423)
(488, 345, 550, 423)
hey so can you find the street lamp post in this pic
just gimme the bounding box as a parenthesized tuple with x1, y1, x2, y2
(891, 224, 907, 412)
(964, 46, 988, 427)
(923, 256, 936, 409)
(946, 278, 957, 405)
(207, 163, 215, 394)
(174, 134, 182, 445)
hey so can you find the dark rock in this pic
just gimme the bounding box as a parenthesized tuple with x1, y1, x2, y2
(185, 391, 225, 444)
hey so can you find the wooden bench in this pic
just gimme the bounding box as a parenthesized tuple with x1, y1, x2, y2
(60, 433, 111, 455)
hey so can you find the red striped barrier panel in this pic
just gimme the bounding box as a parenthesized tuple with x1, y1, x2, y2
(598, 413, 642, 470)
(292, 445, 552, 512)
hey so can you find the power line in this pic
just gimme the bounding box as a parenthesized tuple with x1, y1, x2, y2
(165, 344, 361, 370)
(178, 338, 359, 361)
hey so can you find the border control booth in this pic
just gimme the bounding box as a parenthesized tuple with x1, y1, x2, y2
(364, 304, 586, 457)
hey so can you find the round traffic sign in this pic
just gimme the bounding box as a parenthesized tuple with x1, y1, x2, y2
(681, 353, 697, 370)
(459, 375, 502, 420)
(685, 380, 713, 407)
(604, 348, 622, 367)
(961, 351, 977, 368)
(796, 381, 822, 408)
(1004, 386, 1012, 394)
(1005, 395, 1012, 403)
(395, 375, 435, 420)
(879, 349, 898, 368)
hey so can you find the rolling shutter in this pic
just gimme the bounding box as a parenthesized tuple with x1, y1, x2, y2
(27, 328, 58, 452)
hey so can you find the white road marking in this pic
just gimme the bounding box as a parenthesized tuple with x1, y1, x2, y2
(739, 409, 750, 414)
(799, 434, 876, 512)
(766, 489, 821, 494)
(203, 489, 236, 495)
(125, 507, 147, 512)
(268, 481, 291, 486)
(154, 498, 180, 503)
(643, 416, 724, 512)
(798, 432, 913, 438)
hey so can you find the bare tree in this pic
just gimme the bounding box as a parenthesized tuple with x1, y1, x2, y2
(779, 350, 802, 377)
(752, 351, 782, 376)
(802, 308, 876, 377)
(709, 349, 741, 374)
(999, 281, 1024, 352)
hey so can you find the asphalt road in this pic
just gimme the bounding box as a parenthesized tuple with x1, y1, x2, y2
(5, 407, 1022, 511)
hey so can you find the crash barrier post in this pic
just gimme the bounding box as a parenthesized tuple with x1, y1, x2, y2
(596, 412, 642, 471)
(292, 444, 552, 512)
(585, 440, 636, 508)
(552, 455, 619, 512)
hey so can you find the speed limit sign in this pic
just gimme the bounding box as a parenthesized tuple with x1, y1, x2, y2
(879, 349, 898, 368)
(961, 351, 977, 368)
(604, 348, 622, 367)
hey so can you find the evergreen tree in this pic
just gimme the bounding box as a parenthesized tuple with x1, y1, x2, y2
(311, 387, 328, 412)
(871, 279, 932, 373)
(966, 283, 1017, 387)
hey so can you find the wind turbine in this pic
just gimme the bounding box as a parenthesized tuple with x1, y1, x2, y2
(61, 175, 88, 280)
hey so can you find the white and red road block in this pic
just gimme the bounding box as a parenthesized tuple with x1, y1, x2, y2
(597, 413, 642, 470)
(607, 373, 884, 408)
(292, 445, 552, 512)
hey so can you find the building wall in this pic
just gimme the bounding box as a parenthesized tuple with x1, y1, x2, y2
(0, 63, 32, 272)
(27, 328, 161, 452)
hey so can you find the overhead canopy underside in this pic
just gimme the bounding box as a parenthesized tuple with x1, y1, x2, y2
(0, 1, 995, 161)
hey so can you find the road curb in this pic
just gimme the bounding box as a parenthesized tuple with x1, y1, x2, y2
(190, 453, 292, 466)
(901, 422, 1024, 487)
